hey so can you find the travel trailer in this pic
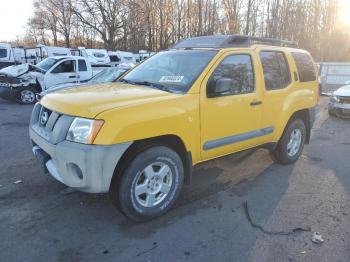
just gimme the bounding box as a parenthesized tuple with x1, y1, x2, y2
(24, 44, 71, 65)
(134, 50, 155, 63)
(0, 43, 24, 69)
(75, 47, 111, 68)
(108, 51, 136, 67)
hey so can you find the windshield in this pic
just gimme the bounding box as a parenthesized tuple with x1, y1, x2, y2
(0, 48, 7, 58)
(121, 50, 217, 93)
(36, 58, 59, 71)
(89, 68, 126, 84)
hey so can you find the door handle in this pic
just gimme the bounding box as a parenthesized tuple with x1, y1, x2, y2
(68, 75, 76, 78)
(250, 101, 262, 106)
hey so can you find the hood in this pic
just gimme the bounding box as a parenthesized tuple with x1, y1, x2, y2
(334, 85, 350, 97)
(0, 63, 29, 77)
(40, 82, 177, 118)
(40, 82, 83, 96)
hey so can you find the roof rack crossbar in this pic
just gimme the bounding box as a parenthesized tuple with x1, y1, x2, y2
(171, 35, 299, 49)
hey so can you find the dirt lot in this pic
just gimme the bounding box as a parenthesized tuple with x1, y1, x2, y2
(1, 97, 350, 262)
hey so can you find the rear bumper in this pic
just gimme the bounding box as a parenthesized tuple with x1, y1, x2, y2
(29, 127, 132, 193)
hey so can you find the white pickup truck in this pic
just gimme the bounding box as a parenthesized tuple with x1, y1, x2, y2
(0, 56, 93, 104)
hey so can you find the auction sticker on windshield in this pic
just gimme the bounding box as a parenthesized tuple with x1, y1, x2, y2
(159, 76, 184, 82)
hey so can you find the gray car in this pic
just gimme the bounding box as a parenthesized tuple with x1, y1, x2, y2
(328, 82, 350, 118)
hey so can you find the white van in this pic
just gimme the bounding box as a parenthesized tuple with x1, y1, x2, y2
(108, 51, 136, 67)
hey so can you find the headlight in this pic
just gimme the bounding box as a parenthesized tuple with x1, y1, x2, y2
(66, 118, 104, 144)
(330, 95, 340, 103)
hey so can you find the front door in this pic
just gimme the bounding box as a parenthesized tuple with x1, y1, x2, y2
(45, 59, 77, 89)
(200, 51, 265, 160)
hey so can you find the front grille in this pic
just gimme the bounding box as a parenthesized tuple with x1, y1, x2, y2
(30, 103, 74, 144)
(339, 96, 350, 104)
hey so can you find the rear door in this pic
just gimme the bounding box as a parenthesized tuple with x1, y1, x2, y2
(200, 51, 265, 160)
(77, 59, 92, 82)
(257, 49, 294, 141)
(44, 59, 77, 88)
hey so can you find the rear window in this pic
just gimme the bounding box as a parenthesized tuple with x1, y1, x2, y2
(78, 59, 87, 71)
(292, 52, 316, 82)
(260, 51, 291, 90)
(0, 48, 7, 58)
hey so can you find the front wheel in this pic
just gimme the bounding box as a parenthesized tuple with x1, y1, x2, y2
(16, 87, 37, 104)
(110, 146, 184, 222)
(272, 119, 306, 165)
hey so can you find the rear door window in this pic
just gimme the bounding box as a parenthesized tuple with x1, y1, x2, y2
(78, 59, 87, 72)
(292, 52, 316, 82)
(260, 51, 291, 90)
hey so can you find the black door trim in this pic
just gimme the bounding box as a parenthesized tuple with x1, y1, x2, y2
(203, 126, 274, 151)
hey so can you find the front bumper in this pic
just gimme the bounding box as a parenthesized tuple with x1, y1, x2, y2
(0, 86, 18, 101)
(328, 101, 350, 118)
(29, 127, 132, 193)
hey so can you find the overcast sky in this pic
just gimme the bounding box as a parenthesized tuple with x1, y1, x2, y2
(0, 0, 33, 41)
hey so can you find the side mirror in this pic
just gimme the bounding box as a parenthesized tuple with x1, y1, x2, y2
(207, 77, 233, 98)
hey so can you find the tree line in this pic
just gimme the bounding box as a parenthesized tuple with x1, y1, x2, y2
(17, 0, 350, 61)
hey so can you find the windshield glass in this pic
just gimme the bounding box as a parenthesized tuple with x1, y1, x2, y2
(89, 68, 126, 84)
(0, 48, 7, 58)
(36, 58, 59, 71)
(121, 50, 217, 93)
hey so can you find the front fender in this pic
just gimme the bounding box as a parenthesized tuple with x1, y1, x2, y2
(93, 94, 202, 163)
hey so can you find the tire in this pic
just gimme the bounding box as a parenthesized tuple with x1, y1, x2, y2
(110, 146, 184, 222)
(16, 87, 37, 104)
(272, 119, 306, 165)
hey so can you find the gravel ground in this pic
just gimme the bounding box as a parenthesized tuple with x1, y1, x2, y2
(1, 97, 350, 262)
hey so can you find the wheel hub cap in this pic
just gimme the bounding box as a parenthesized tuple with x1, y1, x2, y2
(21, 90, 35, 103)
(287, 128, 302, 157)
(134, 162, 173, 207)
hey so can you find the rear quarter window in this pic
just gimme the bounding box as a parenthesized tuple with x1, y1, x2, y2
(260, 51, 291, 90)
(292, 52, 316, 82)
(78, 59, 87, 72)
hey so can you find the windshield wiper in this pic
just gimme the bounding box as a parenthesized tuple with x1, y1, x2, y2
(133, 81, 177, 93)
(118, 79, 180, 93)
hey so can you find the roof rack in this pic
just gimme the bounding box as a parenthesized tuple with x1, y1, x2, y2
(171, 35, 298, 49)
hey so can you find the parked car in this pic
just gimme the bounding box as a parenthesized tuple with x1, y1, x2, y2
(38, 63, 135, 98)
(328, 81, 350, 118)
(29, 35, 319, 221)
(0, 56, 93, 104)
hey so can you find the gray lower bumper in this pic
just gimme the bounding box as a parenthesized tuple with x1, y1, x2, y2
(30, 127, 132, 193)
(328, 102, 350, 117)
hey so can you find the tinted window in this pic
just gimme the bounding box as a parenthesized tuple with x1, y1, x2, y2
(51, 60, 75, 73)
(260, 51, 291, 90)
(208, 54, 255, 96)
(109, 55, 120, 62)
(0, 48, 7, 58)
(78, 59, 87, 72)
(292, 52, 316, 82)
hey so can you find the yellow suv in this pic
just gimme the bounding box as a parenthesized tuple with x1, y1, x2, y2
(29, 35, 319, 221)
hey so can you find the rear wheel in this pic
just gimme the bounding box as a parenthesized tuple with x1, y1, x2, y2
(16, 87, 37, 104)
(110, 146, 184, 222)
(272, 119, 306, 165)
